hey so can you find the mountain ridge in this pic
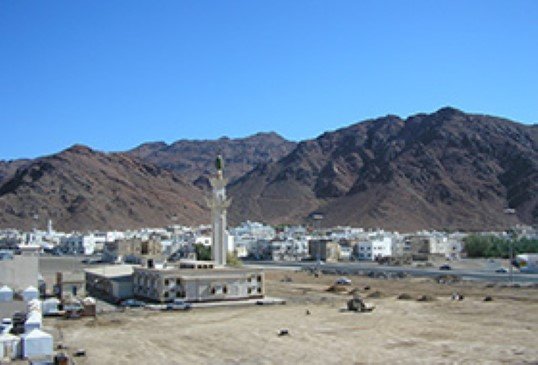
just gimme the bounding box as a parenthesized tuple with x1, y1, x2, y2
(0, 107, 536, 231)
(228, 107, 537, 231)
(0, 145, 208, 231)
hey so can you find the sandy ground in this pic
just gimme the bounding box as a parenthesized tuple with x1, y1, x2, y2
(45, 270, 538, 365)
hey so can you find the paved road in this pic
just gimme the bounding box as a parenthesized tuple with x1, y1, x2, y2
(38, 256, 538, 284)
(244, 260, 538, 284)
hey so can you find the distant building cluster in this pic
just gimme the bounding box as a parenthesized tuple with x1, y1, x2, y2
(1, 220, 538, 265)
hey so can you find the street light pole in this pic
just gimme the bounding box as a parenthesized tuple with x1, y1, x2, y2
(508, 237, 514, 284)
(311, 213, 324, 271)
(508, 230, 514, 284)
(503, 208, 516, 285)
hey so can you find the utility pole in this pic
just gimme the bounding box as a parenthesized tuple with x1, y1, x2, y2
(504, 208, 516, 285)
(508, 229, 515, 284)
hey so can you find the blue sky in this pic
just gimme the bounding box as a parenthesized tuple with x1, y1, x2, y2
(1, 1, 537, 160)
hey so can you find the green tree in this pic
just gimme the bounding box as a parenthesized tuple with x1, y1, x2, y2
(226, 251, 243, 267)
(194, 244, 212, 261)
(464, 234, 538, 258)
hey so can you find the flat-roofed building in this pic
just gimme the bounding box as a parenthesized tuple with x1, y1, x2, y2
(85, 265, 135, 303)
(308, 239, 341, 262)
(102, 238, 162, 263)
(133, 264, 264, 303)
(54, 272, 85, 299)
(0, 255, 38, 291)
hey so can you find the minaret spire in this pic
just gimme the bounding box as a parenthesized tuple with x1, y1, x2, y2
(207, 154, 231, 266)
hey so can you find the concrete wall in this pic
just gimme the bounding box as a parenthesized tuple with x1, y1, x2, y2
(183, 274, 264, 302)
(112, 281, 133, 300)
(0, 256, 38, 291)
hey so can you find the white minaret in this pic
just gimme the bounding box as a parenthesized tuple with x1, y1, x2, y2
(207, 155, 231, 266)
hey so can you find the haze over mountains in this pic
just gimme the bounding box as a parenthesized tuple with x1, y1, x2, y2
(0, 107, 536, 231)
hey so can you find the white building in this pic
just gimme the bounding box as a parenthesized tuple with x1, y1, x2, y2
(230, 221, 276, 241)
(22, 286, 39, 302)
(0, 333, 20, 360)
(429, 233, 462, 259)
(356, 235, 393, 261)
(270, 238, 308, 261)
(0, 286, 13, 302)
(20, 329, 53, 359)
(195, 235, 212, 247)
(60, 233, 103, 255)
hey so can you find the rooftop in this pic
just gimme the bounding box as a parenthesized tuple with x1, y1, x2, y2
(134, 266, 263, 279)
(84, 265, 136, 278)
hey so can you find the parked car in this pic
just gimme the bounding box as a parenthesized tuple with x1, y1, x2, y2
(495, 267, 508, 273)
(120, 299, 146, 308)
(166, 299, 192, 311)
(439, 264, 452, 271)
(335, 277, 352, 285)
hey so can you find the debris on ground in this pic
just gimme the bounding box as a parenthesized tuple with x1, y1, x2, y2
(74, 349, 86, 357)
(367, 291, 383, 299)
(54, 353, 70, 363)
(397, 293, 413, 300)
(281, 276, 293, 283)
(347, 294, 375, 312)
(326, 284, 349, 293)
(451, 292, 465, 301)
(417, 295, 436, 302)
(278, 329, 289, 336)
(483, 296, 493, 302)
(305, 309, 311, 315)
(436, 275, 461, 284)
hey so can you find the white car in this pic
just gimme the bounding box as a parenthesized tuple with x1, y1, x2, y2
(335, 277, 352, 285)
(166, 299, 192, 311)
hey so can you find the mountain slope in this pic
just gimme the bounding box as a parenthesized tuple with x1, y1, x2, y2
(229, 108, 537, 231)
(0, 159, 30, 187)
(0, 145, 208, 231)
(128, 132, 296, 184)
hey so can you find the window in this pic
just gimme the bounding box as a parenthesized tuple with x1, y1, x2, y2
(176, 279, 181, 285)
(164, 279, 169, 286)
(211, 287, 216, 295)
(257, 287, 262, 293)
(164, 291, 169, 298)
(223, 286, 228, 294)
(257, 275, 262, 282)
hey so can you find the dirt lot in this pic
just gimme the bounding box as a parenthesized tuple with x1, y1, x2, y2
(45, 270, 538, 365)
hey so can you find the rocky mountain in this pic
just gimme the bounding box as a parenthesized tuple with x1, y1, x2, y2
(228, 108, 537, 231)
(128, 132, 296, 184)
(0, 159, 30, 187)
(0, 108, 535, 232)
(0, 145, 208, 231)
